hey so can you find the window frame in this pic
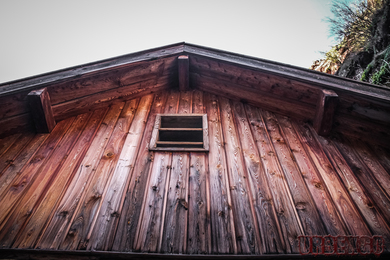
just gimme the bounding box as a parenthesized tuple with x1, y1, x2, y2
(149, 114, 209, 152)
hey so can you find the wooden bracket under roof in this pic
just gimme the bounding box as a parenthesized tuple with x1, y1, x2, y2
(314, 89, 338, 136)
(27, 87, 56, 133)
(178, 55, 190, 91)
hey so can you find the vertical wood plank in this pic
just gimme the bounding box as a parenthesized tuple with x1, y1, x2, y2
(313, 89, 338, 136)
(350, 141, 390, 199)
(37, 102, 125, 250)
(204, 93, 236, 254)
(248, 108, 302, 253)
(333, 138, 390, 225)
(12, 108, 108, 249)
(134, 152, 172, 252)
(59, 100, 138, 250)
(160, 153, 189, 253)
(0, 134, 48, 199)
(0, 134, 21, 158)
(275, 115, 347, 236)
(270, 114, 328, 236)
(87, 95, 153, 251)
(113, 92, 167, 252)
(160, 91, 191, 253)
(0, 113, 91, 248)
(318, 136, 390, 250)
(0, 119, 74, 231)
(0, 133, 34, 175)
(292, 123, 372, 236)
(238, 103, 285, 254)
(218, 98, 260, 254)
(187, 90, 211, 254)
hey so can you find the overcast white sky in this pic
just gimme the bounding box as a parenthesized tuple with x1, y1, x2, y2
(0, 0, 344, 84)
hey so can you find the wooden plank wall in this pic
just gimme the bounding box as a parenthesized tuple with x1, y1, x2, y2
(0, 90, 389, 255)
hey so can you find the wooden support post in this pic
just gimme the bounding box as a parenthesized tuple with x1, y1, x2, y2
(178, 55, 190, 91)
(314, 89, 338, 136)
(28, 87, 56, 133)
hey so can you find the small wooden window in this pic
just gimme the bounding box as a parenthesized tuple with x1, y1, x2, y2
(149, 114, 209, 151)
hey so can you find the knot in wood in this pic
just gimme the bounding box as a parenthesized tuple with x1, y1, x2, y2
(295, 202, 306, 210)
(152, 185, 158, 191)
(218, 211, 225, 217)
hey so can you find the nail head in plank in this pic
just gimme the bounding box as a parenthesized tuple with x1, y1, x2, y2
(28, 87, 56, 133)
(314, 89, 338, 136)
(178, 55, 190, 91)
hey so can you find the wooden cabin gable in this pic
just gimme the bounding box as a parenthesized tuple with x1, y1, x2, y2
(0, 90, 389, 259)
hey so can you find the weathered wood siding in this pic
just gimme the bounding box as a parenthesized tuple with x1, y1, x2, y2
(0, 90, 389, 255)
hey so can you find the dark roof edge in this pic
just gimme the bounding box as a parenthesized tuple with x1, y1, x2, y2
(184, 43, 390, 102)
(1, 42, 389, 102)
(0, 42, 185, 95)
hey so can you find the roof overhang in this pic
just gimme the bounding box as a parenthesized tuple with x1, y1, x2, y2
(0, 42, 389, 146)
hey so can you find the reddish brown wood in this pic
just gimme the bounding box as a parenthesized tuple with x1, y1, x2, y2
(189, 55, 319, 106)
(0, 133, 34, 175)
(192, 73, 315, 122)
(28, 88, 56, 133)
(59, 100, 138, 250)
(204, 93, 236, 254)
(187, 90, 211, 254)
(0, 119, 74, 229)
(0, 113, 91, 248)
(134, 152, 172, 252)
(236, 103, 284, 254)
(87, 95, 153, 251)
(313, 89, 338, 136)
(178, 56, 190, 91)
(271, 114, 328, 236)
(52, 77, 170, 122)
(218, 98, 260, 254)
(318, 136, 390, 250)
(255, 110, 303, 253)
(0, 134, 21, 157)
(292, 123, 371, 236)
(13, 108, 107, 249)
(276, 116, 347, 236)
(36, 103, 125, 250)
(113, 93, 168, 252)
(0, 134, 48, 199)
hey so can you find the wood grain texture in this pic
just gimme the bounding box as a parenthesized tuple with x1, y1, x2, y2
(318, 136, 390, 250)
(0, 134, 48, 200)
(187, 90, 211, 254)
(271, 114, 328, 236)
(253, 109, 303, 253)
(58, 100, 137, 250)
(333, 138, 390, 225)
(276, 115, 347, 236)
(0, 133, 34, 175)
(204, 93, 236, 254)
(237, 103, 284, 254)
(12, 108, 107, 249)
(0, 119, 74, 231)
(313, 89, 338, 136)
(37, 102, 125, 250)
(292, 123, 371, 236)
(218, 97, 260, 254)
(87, 95, 153, 251)
(0, 113, 91, 248)
(193, 73, 315, 122)
(134, 152, 172, 252)
(113, 93, 167, 252)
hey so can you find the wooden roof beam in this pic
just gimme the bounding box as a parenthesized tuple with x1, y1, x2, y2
(178, 55, 190, 91)
(313, 89, 338, 136)
(27, 87, 56, 133)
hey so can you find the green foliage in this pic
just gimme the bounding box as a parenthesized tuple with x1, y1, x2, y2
(372, 62, 390, 84)
(361, 63, 373, 81)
